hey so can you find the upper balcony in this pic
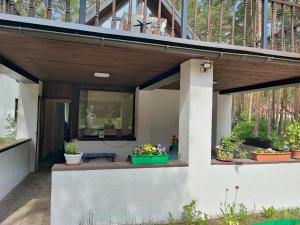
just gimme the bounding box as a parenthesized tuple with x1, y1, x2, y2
(1, 0, 300, 54)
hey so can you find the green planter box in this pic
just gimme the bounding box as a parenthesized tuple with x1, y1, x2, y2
(131, 154, 169, 165)
(253, 220, 300, 225)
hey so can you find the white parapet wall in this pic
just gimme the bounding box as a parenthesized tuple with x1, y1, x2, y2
(0, 140, 31, 201)
(51, 163, 300, 225)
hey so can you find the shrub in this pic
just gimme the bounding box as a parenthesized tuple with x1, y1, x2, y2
(182, 200, 208, 225)
(262, 206, 277, 219)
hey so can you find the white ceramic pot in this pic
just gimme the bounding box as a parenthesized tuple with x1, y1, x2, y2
(64, 153, 83, 165)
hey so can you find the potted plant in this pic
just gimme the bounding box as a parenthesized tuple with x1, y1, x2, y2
(284, 120, 300, 159)
(216, 137, 245, 162)
(251, 147, 291, 161)
(64, 142, 83, 165)
(131, 144, 168, 165)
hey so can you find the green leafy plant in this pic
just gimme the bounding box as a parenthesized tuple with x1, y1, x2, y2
(216, 137, 247, 160)
(168, 212, 176, 225)
(284, 120, 300, 149)
(262, 206, 277, 219)
(182, 200, 208, 225)
(220, 186, 247, 225)
(5, 113, 16, 138)
(64, 142, 79, 154)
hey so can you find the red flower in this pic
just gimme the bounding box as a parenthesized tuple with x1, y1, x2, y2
(235, 185, 239, 190)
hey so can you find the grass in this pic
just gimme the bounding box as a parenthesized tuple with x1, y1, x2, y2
(0, 136, 16, 148)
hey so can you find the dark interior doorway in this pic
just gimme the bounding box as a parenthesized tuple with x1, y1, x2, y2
(39, 99, 71, 168)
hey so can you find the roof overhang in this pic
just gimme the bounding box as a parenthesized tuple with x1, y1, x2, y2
(0, 14, 299, 92)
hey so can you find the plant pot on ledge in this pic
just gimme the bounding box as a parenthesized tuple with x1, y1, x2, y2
(291, 149, 300, 159)
(251, 148, 291, 162)
(131, 144, 168, 165)
(64, 142, 82, 165)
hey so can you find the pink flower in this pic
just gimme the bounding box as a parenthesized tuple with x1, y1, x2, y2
(235, 185, 239, 190)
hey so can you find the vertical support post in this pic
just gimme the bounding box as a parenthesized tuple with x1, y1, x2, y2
(29, 0, 35, 17)
(270, 1, 276, 50)
(192, 0, 198, 39)
(9, 0, 15, 14)
(261, 0, 268, 48)
(128, 0, 132, 31)
(206, 0, 211, 41)
(242, 0, 248, 46)
(290, 6, 295, 52)
(142, 0, 147, 33)
(171, 0, 175, 37)
(218, 0, 224, 43)
(253, 0, 258, 47)
(95, 0, 100, 26)
(0, 0, 4, 13)
(181, 0, 188, 38)
(231, 0, 236, 45)
(79, 0, 86, 24)
(47, 0, 52, 19)
(111, 0, 116, 29)
(157, 0, 161, 35)
(65, 0, 71, 22)
(280, 3, 285, 51)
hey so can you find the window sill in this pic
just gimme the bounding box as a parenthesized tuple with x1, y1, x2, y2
(77, 136, 136, 141)
(211, 158, 300, 165)
(52, 160, 188, 171)
(0, 138, 31, 154)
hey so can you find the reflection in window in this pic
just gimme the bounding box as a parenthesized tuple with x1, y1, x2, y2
(78, 90, 134, 139)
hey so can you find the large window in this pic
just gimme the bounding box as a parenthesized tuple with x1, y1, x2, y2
(78, 90, 134, 140)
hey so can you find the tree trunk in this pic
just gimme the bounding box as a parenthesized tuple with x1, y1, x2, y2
(253, 92, 261, 138)
(249, 93, 253, 122)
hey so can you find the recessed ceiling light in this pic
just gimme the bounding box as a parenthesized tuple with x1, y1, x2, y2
(94, 72, 110, 78)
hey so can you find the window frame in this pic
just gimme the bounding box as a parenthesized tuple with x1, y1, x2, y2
(76, 88, 136, 141)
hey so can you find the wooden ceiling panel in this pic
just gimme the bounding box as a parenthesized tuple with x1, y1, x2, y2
(0, 32, 299, 92)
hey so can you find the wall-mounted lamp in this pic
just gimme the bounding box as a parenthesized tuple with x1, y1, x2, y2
(200, 61, 212, 73)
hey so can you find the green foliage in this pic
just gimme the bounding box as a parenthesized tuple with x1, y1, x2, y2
(232, 113, 254, 141)
(220, 203, 248, 225)
(5, 113, 16, 138)
(168, 212, 176, 225)
(182, 200, 208, 225)
(262, 206, 277, 219)
(64, 142, 79, 154)
(284, 120, 300, 149)
(216, 137, 248, 160)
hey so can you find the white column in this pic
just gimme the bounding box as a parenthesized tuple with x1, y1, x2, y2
(215, 93, 232, 145)
(16, 83, 39, 172)
(179, 59, 213, 164)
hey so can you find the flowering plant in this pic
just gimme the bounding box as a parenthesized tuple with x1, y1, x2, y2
(132, 144, 167, 156)
(219, 185, 247, 225)
(169, 135, 178, 153)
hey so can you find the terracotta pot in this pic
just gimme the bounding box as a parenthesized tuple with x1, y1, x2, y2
(251, 152, 291, 161)
(291, 149, 300, 159)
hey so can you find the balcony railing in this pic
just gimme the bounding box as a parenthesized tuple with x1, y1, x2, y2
(0, 0, 299, 53)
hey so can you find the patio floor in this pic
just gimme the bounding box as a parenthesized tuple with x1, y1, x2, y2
(0, 172, 51, 225)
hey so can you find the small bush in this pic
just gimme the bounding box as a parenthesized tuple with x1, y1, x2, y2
(262, 206, 277, 219)
(182, 200, 208, 225)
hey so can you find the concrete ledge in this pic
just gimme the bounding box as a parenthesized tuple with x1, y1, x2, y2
(211, 158, 300, 165)
(52, 160, 188, 171)
(0, 138, 31, 154)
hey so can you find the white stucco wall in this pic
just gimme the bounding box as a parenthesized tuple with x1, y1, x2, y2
(51, 59, 300, 225)
(76, 89, 179, 161)
(16, 83, 40, 171)
(0, 140, 31, 201)
(0, 75, 18, 136)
